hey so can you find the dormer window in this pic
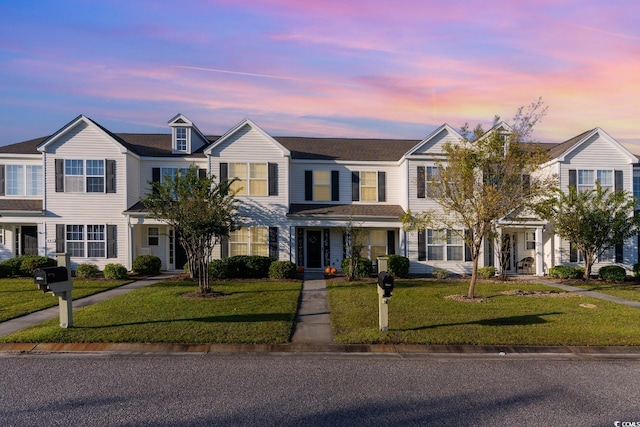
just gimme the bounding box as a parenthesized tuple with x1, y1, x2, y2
(175, 127, 188, 152)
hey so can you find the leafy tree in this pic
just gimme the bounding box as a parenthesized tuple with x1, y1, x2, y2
(402, 99, 556, 298)
(534, 182, 640, 280)
(340, 219, 369, 281)
(143, 165, 239, 293)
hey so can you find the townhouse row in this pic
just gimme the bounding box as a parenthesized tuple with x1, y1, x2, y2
(1, 113, 638, 276)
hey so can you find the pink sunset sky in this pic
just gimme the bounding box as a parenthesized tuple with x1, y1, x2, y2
(2, 0, 640, 151)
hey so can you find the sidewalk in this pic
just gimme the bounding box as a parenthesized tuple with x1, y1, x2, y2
(291, 272, 334, 343)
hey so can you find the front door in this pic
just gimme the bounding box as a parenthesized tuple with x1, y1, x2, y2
(21, 226, 38, 255)
(306, 230, 322, 268)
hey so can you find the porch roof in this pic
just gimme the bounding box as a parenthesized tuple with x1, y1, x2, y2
(288, 203, 405, 219)
(0, 199, 43, 213)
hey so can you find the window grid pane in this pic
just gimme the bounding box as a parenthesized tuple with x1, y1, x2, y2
(6, 165, 24, 195)
(26, 165, 43, 196)
(229, 163, 247, 195)
(360, 172, 377, 202)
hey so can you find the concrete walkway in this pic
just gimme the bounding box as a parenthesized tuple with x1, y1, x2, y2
(291, 272, 334, 343)
(520, 276, 640, 309)
(0, 273, 175, 337)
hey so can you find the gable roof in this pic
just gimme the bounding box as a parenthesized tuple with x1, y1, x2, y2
(204, 118, 290, 157)
(404, 123, 461, 157)
(546, 127, 637, 162)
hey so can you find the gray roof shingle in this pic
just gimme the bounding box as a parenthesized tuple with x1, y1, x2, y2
(288, 203, 405, 218)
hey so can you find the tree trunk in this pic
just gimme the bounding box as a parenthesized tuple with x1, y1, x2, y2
(468, 256, 479, 299)
(584, 256, 592, 281)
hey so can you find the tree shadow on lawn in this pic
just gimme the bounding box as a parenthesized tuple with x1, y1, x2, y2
(399, 312, 563, 331)
(74, 313, 295, 329)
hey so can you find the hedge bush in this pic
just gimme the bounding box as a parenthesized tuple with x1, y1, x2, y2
(478, 266, 496, 279)
(19, 255, 57, 276)
(0, 262, 12, 278)
(0, 257, 23, 277)
(385, 255, 410, 278)
(132, 255, 162, 275)
(598, 265, 627, 282)
(75, 263, 100, 278)
(432, 268, 449, 279)
(548, 265, 583, 279)
(103, 263, 128, 280)
(341, 257, 373, 279)
(209, 256, 275, 279)
(633, 263, 640, 278)
(268, 260, 298, 279)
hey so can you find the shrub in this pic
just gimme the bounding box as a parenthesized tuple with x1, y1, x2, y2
(209, 256, 275, 279)
(478, 266, 496, 279)
(132, 255, 162, 275)
(18, 255, 57, 276)
(548, 265, 583, 279)
(103, 263, 128, 280)
(633, 263, 640, 278)
(432, 268, 449, 279)
(386, 255, 410, 278)
(598, 265, 627, 282)
(341, 257, 373, 279)
(0, 257, 23, 277)
(268, 260, 298, 279)
(75, 263, 100, 278)
(0, 262, 12, 278)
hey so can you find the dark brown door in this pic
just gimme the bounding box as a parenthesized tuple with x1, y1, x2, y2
(22, 226, 38, 255)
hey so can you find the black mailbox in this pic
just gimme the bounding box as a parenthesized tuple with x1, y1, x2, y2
(377, 271, 394, 298)
(34, 267, 69, 292)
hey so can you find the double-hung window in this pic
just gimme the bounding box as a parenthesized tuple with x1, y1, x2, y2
(64, 159, 105, 192)
(368, 230, 387, 260)
(4, 165, 43, 196)
(87, 225, 105, 257)
(66, 225, 85, 257)
(427, 229, 463, 261)
(175, 127, 188, 151)
(229, 226, 268, 256)
(228, 163, 268, 197)
(313, 170, 331, 201)
(360, 172, 377, 202)
(65, 224, 106, 257)
(577, 169, 614, 192)
(426, 166, 440, 198)
(597, 170, 613, 192)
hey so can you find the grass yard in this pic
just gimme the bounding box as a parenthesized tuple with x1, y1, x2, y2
(565, 280, 640, 303)
(0, 277, 130, 322)
(0, 279, 302, 344)
(327, 278, 640, 346)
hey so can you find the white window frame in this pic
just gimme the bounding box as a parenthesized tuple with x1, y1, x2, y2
(148, 227, 159, 246)
(64, 159, 105, 193)
(428, 229, 463, 261)
(367, 230, 387, 260)
(313, 170, 331, 201)
(426, 166, 440, 198)
(229, 226, 268, 256)
(577, 169, 614, 193)
(5, 164, 43, 196)
(66, 224, 107, 258)
(359, 171, 378, 202)
(175, 127, 188, 152)
(525, 232, 535, 250)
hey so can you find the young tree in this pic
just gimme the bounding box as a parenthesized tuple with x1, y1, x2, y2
(402, 99, 556, 298)
(340, 219, 369, 281)
(534, 182, 640, 280)
(143, 165, 239, 294)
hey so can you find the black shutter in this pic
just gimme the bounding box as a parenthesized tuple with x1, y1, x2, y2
(268, 163, 278, 196)
(418, 230, 426, 261)
(107, 225, 117, 258)
(152, 167, 160, 194)
(220, 163, 228, 182)
(55, 159, 64, 192)
(417, 166, 425, 198)
(615, 170, 623, 192)
(198, 168, 206, 179)
(464, 230, 472, 262)
(615, 243, 623, 263)
(56, 224, 65, 253)
(106, 160, 116, 193)
(352, 171, 360, 201)
(0, 165, 4, 196)
(331, 170, 339, 201)
(220, 236, 229, 259)
(570, 242, 578, 262)
(269, 227, 278, 258)
(568, 169, 576, 189)
(387, 230, 395, 255)
(304, 170, 312, 201)
(378, 171, 386, 202)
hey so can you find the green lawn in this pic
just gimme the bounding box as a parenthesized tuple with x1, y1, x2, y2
(0, 277, 130, 322)
(0, 279, 302, 344)
(565, 280, 640, 303)
(327, 279, 640, 346)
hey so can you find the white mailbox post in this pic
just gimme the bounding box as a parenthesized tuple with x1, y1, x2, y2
(377, 272, 394, 331)
(33, 253, 73, 328)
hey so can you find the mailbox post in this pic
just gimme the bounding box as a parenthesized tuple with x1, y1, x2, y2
(377, 271, 394, 331)
(33, 253, 73, 328)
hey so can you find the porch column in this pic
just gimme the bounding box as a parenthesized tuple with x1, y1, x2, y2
(535, 226, 544, 276)
(495, 227, 503, 273)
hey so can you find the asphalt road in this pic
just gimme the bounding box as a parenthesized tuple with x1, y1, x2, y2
(1, 352, 639, 426)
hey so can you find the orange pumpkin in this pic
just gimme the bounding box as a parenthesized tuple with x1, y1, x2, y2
(330, 268, 337, 275)
(297, 266, 304, 273)
(325, 266, 332, 274)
